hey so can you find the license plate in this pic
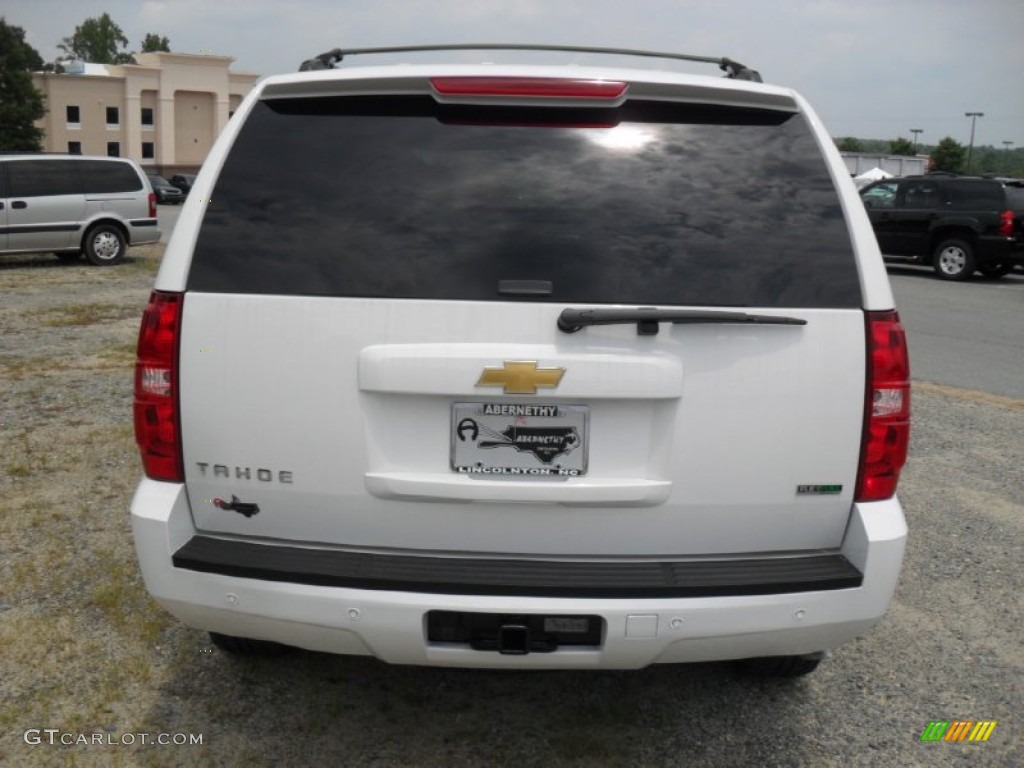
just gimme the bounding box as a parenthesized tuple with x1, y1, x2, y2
(451, 402, 589, 478)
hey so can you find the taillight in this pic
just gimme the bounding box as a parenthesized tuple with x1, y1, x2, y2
(134, 291, 183, 482)
(998, 210, 1014, 237)
(148, 192, 156, 219)
(856, 311, 910, 502)
(431, 77, 627, 100)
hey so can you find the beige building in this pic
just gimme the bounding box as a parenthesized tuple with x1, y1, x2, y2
(32, 52, 259, 175)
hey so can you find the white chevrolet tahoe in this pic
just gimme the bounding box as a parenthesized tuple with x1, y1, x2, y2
(131, 45, 910, 677)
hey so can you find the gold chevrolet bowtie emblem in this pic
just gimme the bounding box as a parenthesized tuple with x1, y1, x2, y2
(476, 361, 565, 395)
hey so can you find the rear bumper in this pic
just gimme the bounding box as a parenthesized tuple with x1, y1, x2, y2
(977, 235, 1024, 265)
(130, 479, 907, 669)
(128, 219, 161, 245)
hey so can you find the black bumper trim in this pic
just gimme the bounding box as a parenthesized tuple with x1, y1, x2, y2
(172, 536, 863, 598)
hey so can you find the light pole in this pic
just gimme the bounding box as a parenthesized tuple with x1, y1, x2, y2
(965, 112, 984, 173)
(910, 128, 923, 152)
(1004, 141, 1015, 174)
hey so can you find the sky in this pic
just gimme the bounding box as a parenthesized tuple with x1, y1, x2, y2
(5, 0, 1024, 148)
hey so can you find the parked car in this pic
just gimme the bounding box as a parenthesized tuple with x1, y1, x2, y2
(131, 44, 910, 677)
(0, 153, 159, 265)
(148, 174, 184, 205)
(859, 175, 1024, 280)
(169, 174, 196, 195)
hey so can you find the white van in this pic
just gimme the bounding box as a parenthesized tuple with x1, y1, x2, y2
(0, 154, 160, 265)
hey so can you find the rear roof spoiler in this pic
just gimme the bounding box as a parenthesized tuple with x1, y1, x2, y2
(298, 44, 762, 82)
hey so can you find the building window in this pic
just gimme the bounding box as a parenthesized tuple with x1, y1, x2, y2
(141, 107, 154, 127)
(142, 142, 154, 159)
(107, 142, 120, 157)
(68, 141, 82, 155)
(106, 106, 119, 127)
(66, 105, 81, 127)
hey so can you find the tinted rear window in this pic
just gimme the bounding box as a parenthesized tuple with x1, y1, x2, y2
(78, 160, 143, 193)
(8, 160, 82, 197)
(189, 96, 861, 308)
(944, 180, 1004, 210)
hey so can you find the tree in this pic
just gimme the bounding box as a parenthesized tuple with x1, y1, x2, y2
(58, 13, 134, 64)
(888, 137, 915, 156)
(0, 18, 46, 150)
(836, 137, 864, 152)
(140, 33, 170, 53)
(977, 149, 1000, 175)
(930, 137, 966, 174)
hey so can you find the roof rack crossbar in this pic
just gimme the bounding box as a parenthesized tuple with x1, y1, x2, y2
(298, 44, 762, 82)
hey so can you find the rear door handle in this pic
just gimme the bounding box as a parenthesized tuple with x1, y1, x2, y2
(12, 201, 28, 209)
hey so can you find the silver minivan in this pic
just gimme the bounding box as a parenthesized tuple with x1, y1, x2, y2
(0, 154, 160, 265)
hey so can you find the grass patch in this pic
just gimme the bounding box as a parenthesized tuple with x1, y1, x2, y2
(91, 423, 135, 442)
(30, 302, 141, 328)
(0, 356, 74, 380)
(1, 342, 135, 381)
(96, 341, 138, 365)
(0, 609, 168, 738)
(2, 431, 52, 478)
(125, 254, 162, 275)
(88, 552, 170, 644)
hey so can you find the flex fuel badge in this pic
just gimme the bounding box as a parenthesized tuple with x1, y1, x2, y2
(796, 484, 843, 495)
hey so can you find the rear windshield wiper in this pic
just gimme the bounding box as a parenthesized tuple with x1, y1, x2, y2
(557, 307, 807, 335)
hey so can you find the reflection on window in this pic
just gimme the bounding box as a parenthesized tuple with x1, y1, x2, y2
(861, 183, 897, 208)
(902, 183, 940, 209)
(585, 125, 658, 152)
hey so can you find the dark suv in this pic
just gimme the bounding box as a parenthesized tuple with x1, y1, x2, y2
(147, 174, 183, 205)
(859, 175, 1024, 280)
(169, 174, 196, 195)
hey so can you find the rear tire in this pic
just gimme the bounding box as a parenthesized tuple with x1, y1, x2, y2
(738, 652, 825, 678)
(932, 238, 975, 281)
(209, 631, 292, 656)
(83, 224, 126, 266)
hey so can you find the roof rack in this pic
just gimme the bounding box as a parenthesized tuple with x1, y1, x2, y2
(298, 44, 762, 82)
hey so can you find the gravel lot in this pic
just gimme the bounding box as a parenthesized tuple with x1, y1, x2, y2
(1, 247, 1020, 767)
